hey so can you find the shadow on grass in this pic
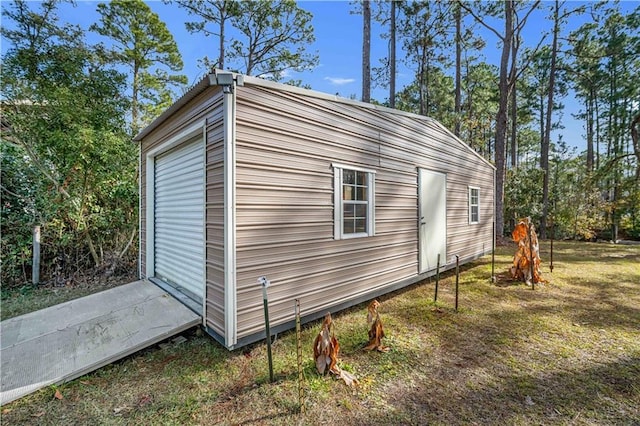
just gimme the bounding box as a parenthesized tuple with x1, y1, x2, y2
(361, 355, 640, 425)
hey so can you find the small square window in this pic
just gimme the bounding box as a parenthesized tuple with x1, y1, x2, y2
(333, 164, 376, 239)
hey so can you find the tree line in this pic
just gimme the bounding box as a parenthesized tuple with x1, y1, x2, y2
(1, 0, 638, 288)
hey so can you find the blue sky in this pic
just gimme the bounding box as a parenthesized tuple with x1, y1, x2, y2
(3, 1, 638, 152)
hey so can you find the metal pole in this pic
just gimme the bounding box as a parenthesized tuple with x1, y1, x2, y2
(527, 220, 535, 290)
(32, 226, 40, 286)
(295, 299, 305, 414)
(455, 255, 460, 312)
(550, 215, 554, 273)
(258, 276, 274, 382)
(434, 253, 440, 303)
(491, 221, 496, 283)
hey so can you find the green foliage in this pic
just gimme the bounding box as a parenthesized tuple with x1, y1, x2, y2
(1, 0, 137, 287)
(395, 67, 455, 129)
(461, 62, 499, 155)
(549, 156, 607, 240)
(172, 0, 238, 71)
(566, 2, 640, 240)
(174, 0, 319, 80)
(0, 143, 40, 284)
(618, 181, 640, 239)
(228, 0, 319, 80)
(91, 0, 188, 135)
(504, 165, 544, 230)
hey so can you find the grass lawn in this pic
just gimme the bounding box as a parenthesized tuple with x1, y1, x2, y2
(1, 241, 639, 425)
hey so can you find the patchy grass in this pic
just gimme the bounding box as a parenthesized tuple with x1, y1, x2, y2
(1, 273, 134, 321)
(1, 241, 639, 425)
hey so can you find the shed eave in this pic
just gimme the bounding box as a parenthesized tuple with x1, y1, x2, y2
(133, 75, 212, 142)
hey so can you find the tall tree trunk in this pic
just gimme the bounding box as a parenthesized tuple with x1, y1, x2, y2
(632, 111, 640, 180)
(419, 45, 427, 115)
(586, 90, 594, 173)
(218, 14, 226, 69)
(86, 234, 101, 267)
(454, 1, 462, 136)
(539, 95, 544, 159)
(540, 0, 559, 239)
(509, 35, 518, 168)
(362, 0, 371, 103)
(389, 0, 396, 108)
(595, 93, 601, 169)
(132, 64, 139, 136)
(607, 47, 616, 241)
(495, 0, 513, 239)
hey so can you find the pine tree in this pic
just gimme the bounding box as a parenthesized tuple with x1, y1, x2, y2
(91, 0, 187, 135)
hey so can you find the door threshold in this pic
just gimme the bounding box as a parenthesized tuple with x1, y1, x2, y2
(149, 278, 202, 316)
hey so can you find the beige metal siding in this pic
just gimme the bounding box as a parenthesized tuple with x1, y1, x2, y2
(233, 85, 494, 340)
(205, 107, 225, 336)
(139, 87, 225, 335)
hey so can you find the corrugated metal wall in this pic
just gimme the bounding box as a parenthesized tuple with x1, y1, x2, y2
(233, 85, 494, 340)
(139, 78, 494, 347)
(139, 87, 225, 336)
(204, 95, 225, 337)
(154, 137, 205, 298)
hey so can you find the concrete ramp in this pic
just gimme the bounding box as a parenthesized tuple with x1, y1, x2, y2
(1, 280, 200, 405)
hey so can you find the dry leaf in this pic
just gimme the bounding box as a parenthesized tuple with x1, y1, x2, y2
(312, 313, 358, 387)
(137, 395, 153, 407)
(54, 389, 63, 400)
(2, 408, 12, 415)
(31, 411, 45, 418)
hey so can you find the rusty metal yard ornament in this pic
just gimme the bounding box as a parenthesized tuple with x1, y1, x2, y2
(312, 313, 358, 387)
(510, 217, 545, 286)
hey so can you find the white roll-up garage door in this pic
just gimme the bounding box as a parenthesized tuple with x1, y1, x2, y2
(154, 137, 204, 300)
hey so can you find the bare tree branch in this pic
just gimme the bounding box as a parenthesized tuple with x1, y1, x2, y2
(459, 2, 504, 41)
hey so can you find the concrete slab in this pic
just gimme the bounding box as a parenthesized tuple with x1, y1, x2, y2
(0, 280, 200, 405)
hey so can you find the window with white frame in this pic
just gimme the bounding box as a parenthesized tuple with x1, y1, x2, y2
(469, 187, 480, 224)
(333, 164, 375, 239)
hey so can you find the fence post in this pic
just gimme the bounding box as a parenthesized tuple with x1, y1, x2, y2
(455, 255, 460, 312)
(491, 221, 496, 283)
(294, 299, 305, 414)
(527, 220, 535, 290)
(258, 276, 274, 382)
(32, 226, 40, 286)
(550, 216, 554, 273)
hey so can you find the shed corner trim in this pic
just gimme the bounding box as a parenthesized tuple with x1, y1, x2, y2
(222, 85, 238, 347)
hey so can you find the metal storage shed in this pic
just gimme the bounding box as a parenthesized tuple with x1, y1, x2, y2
(134, 70, 495, 350)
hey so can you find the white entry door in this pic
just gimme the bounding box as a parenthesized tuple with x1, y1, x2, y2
(418, 169, 447, 273)
(153, 137, 205, 301)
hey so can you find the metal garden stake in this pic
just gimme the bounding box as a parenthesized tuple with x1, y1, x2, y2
(258, 276, 274, 382)
(491, 221, 496, 283)
(455, 255, 460, 312)
(550, 216, 554, 273)
(295, 299, 305, 413)
(527, 221, 535, 290)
